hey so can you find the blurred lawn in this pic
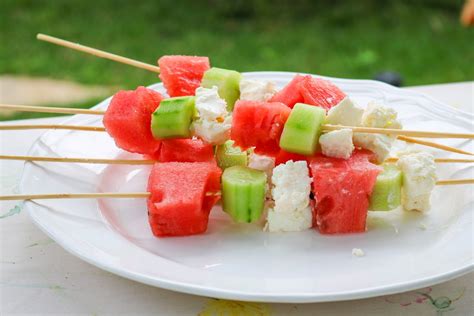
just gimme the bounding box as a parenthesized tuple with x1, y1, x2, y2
(0, 0, 473, 120)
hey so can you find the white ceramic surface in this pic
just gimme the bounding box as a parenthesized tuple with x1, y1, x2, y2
(20, 72, 473, 303)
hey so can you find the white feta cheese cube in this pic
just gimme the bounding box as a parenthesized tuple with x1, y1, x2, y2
(192, 115, 232, 145)
(193, 86, 231, 144)
(265, 206, 312, 232)
(265, 160, 313, 232)
(353, 102, 402, 163)
(195, 86, 228, 121)
(239, 79, 277, 102)
(361, 101, 402, 129)
(396, 151, 437, 212)
(248, 153, 275, 179)
(319, 129, 354, 159)
(326, 97, 364, 127)
(353, 133, 393, 163)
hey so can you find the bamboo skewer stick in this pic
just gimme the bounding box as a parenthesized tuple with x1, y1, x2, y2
(397, 135, 473, 156)
(0, 124, 106, 132)
(323, 124, 474, 139)
(0, 191, 221, 201)
(1, 122, 473, 139)
(385, 157, 474, 163)
(37, 34, 161, 73)
(1, 155, 472, 165)
(436, 179, 474, 186)
(0, 179, 470, 201)
(0, 155, 154, 165)
(0, 104, 105, 115)
(0, 193, 150, 201)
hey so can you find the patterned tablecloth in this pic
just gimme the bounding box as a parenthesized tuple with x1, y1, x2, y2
(1, 82, 472, 315)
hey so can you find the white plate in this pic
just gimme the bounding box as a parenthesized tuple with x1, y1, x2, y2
(20, 72, 473, 303)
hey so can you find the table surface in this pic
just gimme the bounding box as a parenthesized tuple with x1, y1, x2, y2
(1, 82, 473, 315)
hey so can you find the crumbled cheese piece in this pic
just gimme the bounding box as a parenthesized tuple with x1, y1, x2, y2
(361, 101, 402, 129)
(248, 153, 275, 179)
(265, 161, 312, 232)
(239, 79, 277, 102)
(192, 115, 232, 145)
(319, 129, 354, 159)
(353, 102, 402, 163)
(352, 248, 365, 257)
(192, 87, 231, 144)
(353, 133, 393, 163)
(326, 97, 364, 127)
(396, 151, 437, 212)
(195, 86, 227, 120)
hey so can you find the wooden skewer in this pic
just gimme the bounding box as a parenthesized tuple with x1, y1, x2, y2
(0, 104, 105, 115)
(0, 155, 154, 165)
(1, 155, 472, 165)
(37, 33, 161, 73)
(0, 191, 220, 201)
(323, 124, 474, 139)
(397, 135, 473, 156)
(0, 193, 150, 201)
(0, 179, 470, 201)
(436, 179, 474, 186)
(0, 124, 106, 132)
(1, 122, 472, 139)
(385, 157, 474, 163)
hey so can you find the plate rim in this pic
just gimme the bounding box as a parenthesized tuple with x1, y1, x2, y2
(20, 72, 474, 303)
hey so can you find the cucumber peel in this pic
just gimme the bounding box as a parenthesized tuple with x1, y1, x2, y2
(151, 96, 195, 139)
(279, 103, 326, 155)
(222, 166, 266, 223)
(216, 140, 248, 170)
(201, 67, 241, 111)
(369, 164, 402, 211)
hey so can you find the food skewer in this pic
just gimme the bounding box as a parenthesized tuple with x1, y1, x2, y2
(2, 104, 471, 156)
(0, 124, 106, 132)
(1, 104, 473, 139)
(1, 154, 472, 165)
(36, 34, 161, 73)
(1, 177, 472, 202)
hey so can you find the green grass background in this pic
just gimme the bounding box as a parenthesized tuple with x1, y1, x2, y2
(0, 0, 473, 120)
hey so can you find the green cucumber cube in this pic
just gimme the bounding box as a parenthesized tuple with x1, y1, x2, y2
(216, 140, 248, 170)
(222, 166, 266, 223)
(279, 103, 326, 155)
(151, 96, 195, 139)
(369, 164, 402, 211)
(201, 67, 241, 111)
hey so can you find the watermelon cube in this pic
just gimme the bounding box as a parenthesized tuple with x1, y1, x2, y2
(270, 75, 346, 111)
(299, 76, 346, 111)
(147, 162, 222, 237)
(231, 100, 291, 156)
(103, 86, 164, 156)
(269, 75, 305, 108)
(158, 138, 215, 163)
(309, 150, 381, 234)
(158, 55, 210, 97)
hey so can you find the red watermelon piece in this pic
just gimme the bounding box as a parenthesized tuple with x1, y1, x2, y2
(299, 76, 346, 111)
(231, 100, 291, 156)
(269, 75, 305, 108)
(275, 149, 307, 166)
(103, 86, 163, 156)
(147, 162, 222, 237)
(309, 150, 381, 234)
(158, 55, 210, 97)
(158, 138, 215, 163)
